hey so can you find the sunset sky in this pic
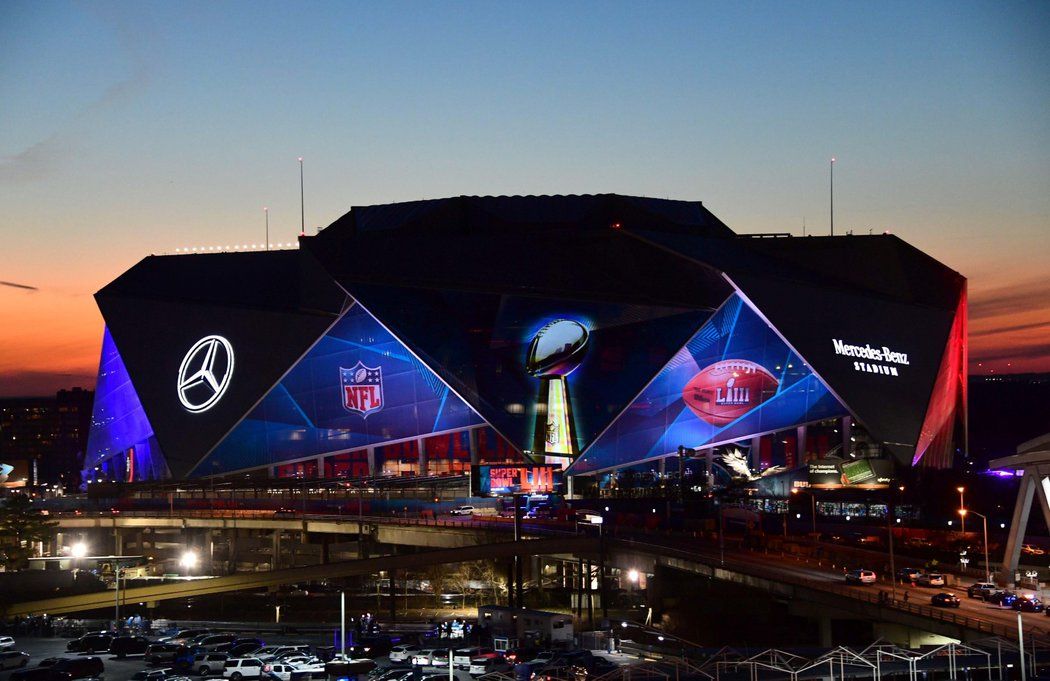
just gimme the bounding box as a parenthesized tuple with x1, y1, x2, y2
(2, 1, 1048, 397)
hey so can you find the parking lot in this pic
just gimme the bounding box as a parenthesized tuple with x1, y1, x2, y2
(0, 637, 555, 681)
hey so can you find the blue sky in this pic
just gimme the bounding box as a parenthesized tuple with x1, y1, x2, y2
(1, 0, 1048, 393)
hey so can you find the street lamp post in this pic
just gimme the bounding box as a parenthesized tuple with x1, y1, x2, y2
(790, 488, 818, 535)
(958, 487, 966, 534)
(960, 508, 992, 583)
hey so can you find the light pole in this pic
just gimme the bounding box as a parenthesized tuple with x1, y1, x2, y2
(958, 487, 966, 534)
(829, 157, 835, 236)
(960, 508, 991, 583)
(298, 157, 305, 236)
(791, 488, 817, 535)
(264, 207, 269, 251)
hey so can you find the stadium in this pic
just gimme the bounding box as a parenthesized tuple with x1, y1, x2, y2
(83, 194, 967, 489)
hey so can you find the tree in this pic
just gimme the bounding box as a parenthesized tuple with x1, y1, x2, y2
(0, 494, 58, 570)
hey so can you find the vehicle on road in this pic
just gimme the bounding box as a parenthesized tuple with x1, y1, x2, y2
(845, 569, 877, 585)
(0, 651, 30, 670)
(967, 582, 998, 599)
(131, 669, 171, 681)
(989, 591, 1019, 607)
(931, 593, 961, 608)
(110, 636, 152, 659)
(0, 637, 16, 651)
(449, 506, 475, 516)
(223, 658, 264, 680)
(66, 635, 113, 654)
(387, 646, 419, 664)
(194, 653, 229, 676)
(915, 573, 945, 587)
(1014, 595, 1044, 613)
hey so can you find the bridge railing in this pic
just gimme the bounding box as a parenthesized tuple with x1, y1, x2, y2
(615, 538, 1040, 640)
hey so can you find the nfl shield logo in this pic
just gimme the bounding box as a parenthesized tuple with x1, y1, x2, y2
(340, 362, 384, 417)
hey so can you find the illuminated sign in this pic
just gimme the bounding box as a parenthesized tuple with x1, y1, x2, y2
(0, 462, 12, 483)
(807, 457, 893, 489)
(832, 338, 910, 377)
(478, 464, 562, 495)
(340, 361, 384, 417)
(177, 335, 234, 413)
(527, 319, 589, 458)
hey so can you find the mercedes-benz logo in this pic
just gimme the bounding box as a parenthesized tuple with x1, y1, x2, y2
(177, 335, 234, 413)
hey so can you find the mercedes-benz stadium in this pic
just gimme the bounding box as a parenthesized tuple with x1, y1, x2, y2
(83, 194, 967, 488)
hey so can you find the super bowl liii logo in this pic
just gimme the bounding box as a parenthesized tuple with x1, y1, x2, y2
(832, 338, 910, 377)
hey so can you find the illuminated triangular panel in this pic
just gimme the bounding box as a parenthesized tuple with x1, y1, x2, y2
(192, 303, 486, 476)
(571, 294, 848, 474)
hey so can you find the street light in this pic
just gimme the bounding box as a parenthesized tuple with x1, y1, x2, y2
(70, 542, 88, 559)
(960, 508, 992, 583)
(958, 487, 966, 533)
(180, 550, 199, 571)
(627, 569, 639, 583)
(790, 488, 817, 535)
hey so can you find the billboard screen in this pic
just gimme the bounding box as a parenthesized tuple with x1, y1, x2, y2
(571, 294, 849, 474)
(477, 464, 563, 496)
(807, 457, 894, 489)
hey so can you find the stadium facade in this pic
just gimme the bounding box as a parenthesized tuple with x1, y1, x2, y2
(83, 195, 967, 486)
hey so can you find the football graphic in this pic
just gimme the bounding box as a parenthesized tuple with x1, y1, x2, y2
(682, 359, 779, 426)
(526, 319, 590, 377)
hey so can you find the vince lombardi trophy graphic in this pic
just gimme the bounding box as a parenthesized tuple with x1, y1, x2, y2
(526, 319, 590, 460)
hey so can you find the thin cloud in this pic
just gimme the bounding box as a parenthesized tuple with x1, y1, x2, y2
(969, 279, 1050, 320)
(971, 342, 1050, 364)
(0, 9, 153, 185)
(971, 319, 1050, 337)
(0, 280, 39, 291)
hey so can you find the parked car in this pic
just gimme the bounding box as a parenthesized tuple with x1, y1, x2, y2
(220, 640, 264, 655)
(162, 631, 211, 645)
(193, 653, 229, 676)
(429, 651, 450, 667)
(146, 645, 182, 666)
(845, 569, 877, 585)
(110, 636, 152, 659)
(916, 573, 945, 587)
(469, 655, 510, 676)
(449, 506, 475, 516)
(11, 668, 72, 681)
(346, 638, 391, 659)
(967, 582, 998, 599)
(0, 637, 17, 650)
(411, 651, 438, 667)
(196, 637, 237, 653)
(897, 568, 921, 583)
(453, 649, 493, 670)
(387, 646, 419, 664)
(66, 635, 113, 654)
(262, 663, 297, 681)
(931, 593, 961, 608)
(223, 658, 264, 680)
(1014, 595, 1044, 613)
(0, 651, 30, 670)
(253, 648, 308, 663)
(131, 670, 171, 681)
(226, 644, 262, 659)
(46, 656, 105, 680)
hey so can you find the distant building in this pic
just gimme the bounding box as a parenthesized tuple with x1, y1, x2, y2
(0, 388, 94, 490)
